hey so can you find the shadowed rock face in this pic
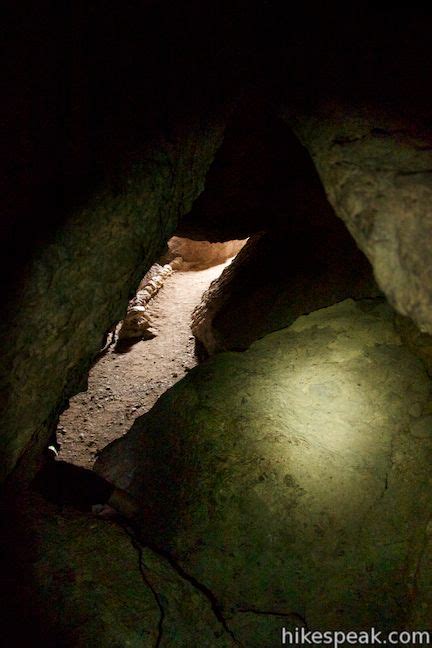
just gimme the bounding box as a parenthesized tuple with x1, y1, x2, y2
(0, 0, 256, 484)
(191, 218, 380, 355)
(1, 490, 237, 646)
(96, 299, 432, 641)
(176, 103, 336, 242)
(0, 123, 226, 484)
(285, 107, 432, 335)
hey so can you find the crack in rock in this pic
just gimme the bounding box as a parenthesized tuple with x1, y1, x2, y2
(236, 607, 308, 629)
(117, 517, 242, 646)
(122, 524, 165, 648)
(146, 541, 243, 646)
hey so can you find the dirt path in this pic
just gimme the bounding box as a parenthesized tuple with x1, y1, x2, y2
(58, 262, 229, 467)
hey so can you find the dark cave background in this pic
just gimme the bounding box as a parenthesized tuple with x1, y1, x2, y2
(3, 3, 432, 283)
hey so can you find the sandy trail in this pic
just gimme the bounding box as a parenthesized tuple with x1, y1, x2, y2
(58, 262, 229, 467)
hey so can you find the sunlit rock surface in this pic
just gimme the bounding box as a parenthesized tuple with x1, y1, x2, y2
(97, 299, 432, 641)
(165, 236, 246, 271)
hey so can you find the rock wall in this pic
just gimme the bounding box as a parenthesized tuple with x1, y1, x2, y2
(166, 236, 246, 271)
(117, 262, 174, 341)
(1, 490, 237, 646)
(96, 299, 432, 639)
(0, 123, 226, 484)
(284, 105, 432, 334)
(191, 207, 380, 355)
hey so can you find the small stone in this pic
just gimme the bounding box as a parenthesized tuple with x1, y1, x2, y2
(172, 372, 178, 378)
(79, 433, 85, 441)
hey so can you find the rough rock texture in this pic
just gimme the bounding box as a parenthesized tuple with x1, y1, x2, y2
(192, 217, 380, 354)
(285, 106, 432, 335)
(117, 263, 173, 341)
(0, 490, 237, 646)
(96, 299, 432, 640)
(165, 236, 246, 271)
(0, 122, 226, 484)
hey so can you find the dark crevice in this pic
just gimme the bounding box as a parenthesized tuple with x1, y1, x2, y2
(396, 169, 432, 176)
(121, 524, 165, 648)
(236, 607, 308, 629)
(332, 135, 369, 146)
(113, 515, 242, 646)
(147, 541, 243, 646)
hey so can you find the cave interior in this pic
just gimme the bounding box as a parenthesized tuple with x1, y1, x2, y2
(2, 4, 432, 646)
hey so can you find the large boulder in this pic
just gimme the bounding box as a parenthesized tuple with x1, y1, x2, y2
(0, 489, 237, 646)
(96, 299, 432, 640)
(286, 106, 432, 334)
(191, 219, 380, 355)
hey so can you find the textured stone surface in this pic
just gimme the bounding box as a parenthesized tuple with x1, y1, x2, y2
(165, 236, 246, 271)
(97, 299, 432, 639)
(286, 106, 432, 334)
(0, 122, 225, 483)
(192, 218, 380, 354)
(0, 490, 237, 646)
(117, 263, 173, 341)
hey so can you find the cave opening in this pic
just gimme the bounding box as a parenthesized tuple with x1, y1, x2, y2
(56, 235, 246, 469)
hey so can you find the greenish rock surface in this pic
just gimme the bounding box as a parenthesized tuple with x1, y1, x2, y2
(97, 299, 432, 641)
(1, 490, 237, 647)
(0, 121, 225, 483)
(285, 106, 432, 335)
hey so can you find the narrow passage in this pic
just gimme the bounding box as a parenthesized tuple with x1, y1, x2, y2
(58, 261, 231, 467)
